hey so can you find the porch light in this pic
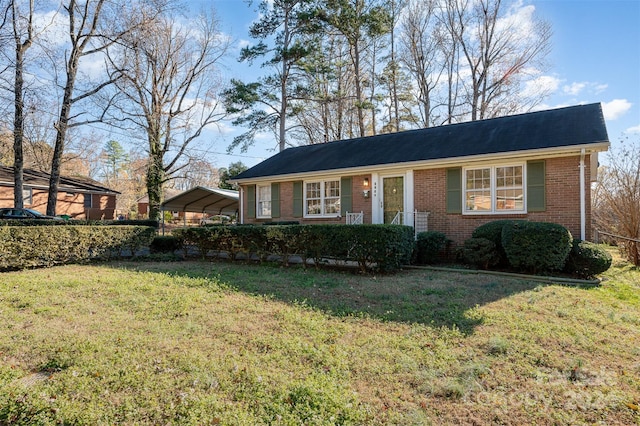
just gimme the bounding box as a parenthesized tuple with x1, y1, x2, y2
(363, 177, 370, 198)
(363, 177, 369, 188)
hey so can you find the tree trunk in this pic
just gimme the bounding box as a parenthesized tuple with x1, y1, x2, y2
(352, 41, 366, 137)
(146, 156, 164, 221)
(146, 128, 164, 220)
(47, 71, 76, 216)
(11, 0, 34, 209)
(13, 42, 25, 208)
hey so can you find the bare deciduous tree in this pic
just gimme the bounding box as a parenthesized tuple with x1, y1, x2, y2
(107, 10, 229, 220)
(593, 138, 640, 265)
(399, 0, 442, 127)
(45, 0, 165, 216)
(8, 0, 33, 208)
(0, 0, 38, 206)
(447, 0, 551, 120)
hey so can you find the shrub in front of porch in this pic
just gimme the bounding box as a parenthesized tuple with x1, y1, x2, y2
(414, 231, 448, 264)
(173, 224, 415, 272)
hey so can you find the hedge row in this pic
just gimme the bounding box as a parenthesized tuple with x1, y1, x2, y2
(0, 219, 159, 228)
(0, 225, 156, 271)
(463, 220, 611, 278)
(173, 224, 415, 272)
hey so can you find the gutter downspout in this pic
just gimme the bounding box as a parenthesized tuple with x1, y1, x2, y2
(579, 149, 586, 240)
(239, 186, 244, 224)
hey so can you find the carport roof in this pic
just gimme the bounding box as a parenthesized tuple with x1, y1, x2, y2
(161, 186, 239, 216)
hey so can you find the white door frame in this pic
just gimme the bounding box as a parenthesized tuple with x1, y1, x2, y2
(371, 170, 414, 224)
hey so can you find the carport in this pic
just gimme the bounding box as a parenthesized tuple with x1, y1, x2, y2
(160, 186, 239, 232)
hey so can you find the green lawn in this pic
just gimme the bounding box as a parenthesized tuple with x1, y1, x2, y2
(1, 253, 639, 425)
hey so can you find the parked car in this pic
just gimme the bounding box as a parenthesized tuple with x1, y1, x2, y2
(200, 215, 231, 226)
(0, 208, 64, 220)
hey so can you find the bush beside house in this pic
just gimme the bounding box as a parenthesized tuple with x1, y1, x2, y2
(173, 224, 415, 273)
(564, 240, 613, 278)
(462, 220, 612, 278)
(414, 231, 448, 264)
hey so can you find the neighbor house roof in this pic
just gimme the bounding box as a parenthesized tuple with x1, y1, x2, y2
(0, 166, 120, 194)
(234, 103, 609, 182)
(161, 186, 239, 216)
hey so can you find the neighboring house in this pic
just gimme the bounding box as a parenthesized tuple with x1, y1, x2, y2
(0, 166, 119, 220)
(232, 103, 610, 245)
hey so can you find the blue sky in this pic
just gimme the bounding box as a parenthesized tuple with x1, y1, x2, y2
(200, 0, 640, 168)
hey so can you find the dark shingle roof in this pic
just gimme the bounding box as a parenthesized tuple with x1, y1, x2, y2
(235, 103, 609, 181)
(0, 166, 119, 194)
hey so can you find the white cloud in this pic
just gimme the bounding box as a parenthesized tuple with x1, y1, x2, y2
(523, 75, 561, 97)
(594, 84, 608, 94)
(602, 99, 632, 120)
(237, 38, 251, 49)
(562, 81, 609, 97)
(625, 124, 640, 134)
(215, 121, 236, 135)
(563, 82, 587, 96)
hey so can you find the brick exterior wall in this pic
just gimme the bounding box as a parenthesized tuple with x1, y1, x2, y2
(241, 155, 592, 247)
(414, 155, 591, 246)
(242, 174, 373, 225)
(0, 186, 117, 220)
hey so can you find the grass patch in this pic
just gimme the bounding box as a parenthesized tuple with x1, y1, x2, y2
(0, 249, 639, 425)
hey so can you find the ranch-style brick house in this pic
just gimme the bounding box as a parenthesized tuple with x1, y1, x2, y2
(232, 103, 610, 245)
(0, 166, 119, 220)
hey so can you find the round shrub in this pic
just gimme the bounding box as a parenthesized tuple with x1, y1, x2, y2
(472, 220, 525, 265)
(461, 237, 500, 270)
(414, 231, 448, 264)
(501, 221, 572, 274)
(564, 240, 612, 278)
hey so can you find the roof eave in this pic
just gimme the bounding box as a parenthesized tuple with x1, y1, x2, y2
(231, 141, 610, 184)
(0, 180, 120, 195)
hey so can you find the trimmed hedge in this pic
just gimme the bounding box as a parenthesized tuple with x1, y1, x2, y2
(564, 240, 612, 278)
(173, 224, 415, 272)
(461, 237, 500, 270)
(501, 221, 572, 273)
(0, 219, 159, 228)
(472, 220, 525, 265)
(0, 225, 156, 271)
(414, 231, 448, 264)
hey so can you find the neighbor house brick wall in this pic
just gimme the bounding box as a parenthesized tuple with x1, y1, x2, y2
(414, 155, 591, 247)
(242, 174, 373, 224)
(0, 186, 117, 220)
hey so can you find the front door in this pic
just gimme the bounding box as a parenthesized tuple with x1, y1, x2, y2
(382, 176, 404, 224)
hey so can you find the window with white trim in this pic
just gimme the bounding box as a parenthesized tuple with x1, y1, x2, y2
(256, 184, 271, 218)
(464, 164, 524, 214)
(304, 179, 340, 217)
